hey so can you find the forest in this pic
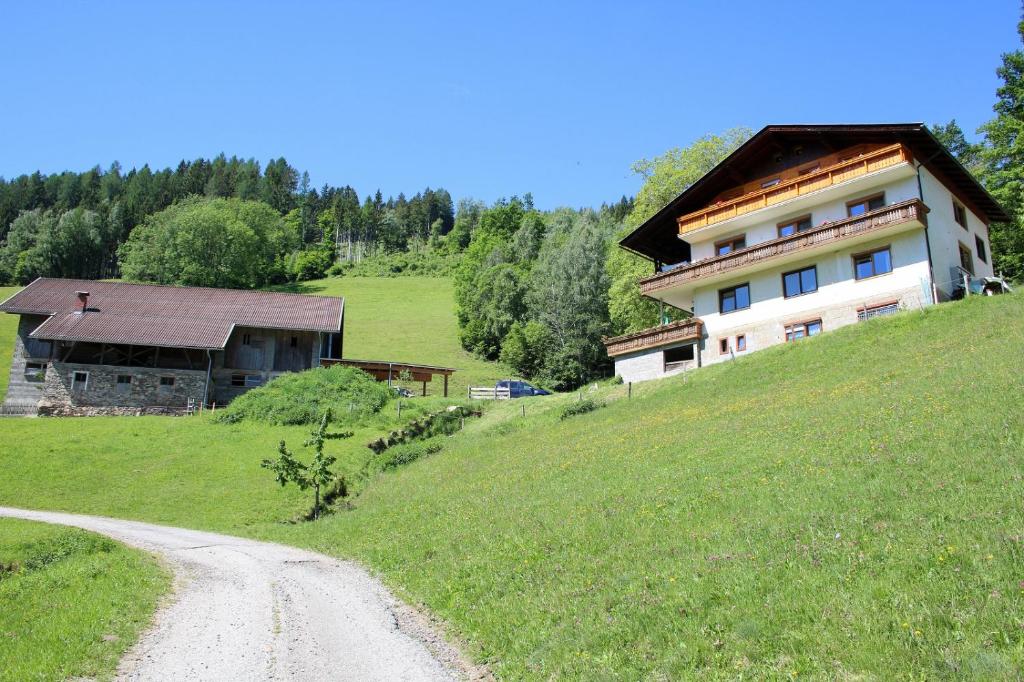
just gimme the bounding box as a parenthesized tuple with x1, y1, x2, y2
(0, 155, 456, 285)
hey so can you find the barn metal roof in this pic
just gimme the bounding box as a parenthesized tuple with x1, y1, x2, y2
(0, 279, 344, 350)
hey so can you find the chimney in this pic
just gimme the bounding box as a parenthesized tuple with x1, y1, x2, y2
(76, 291, 89, 313)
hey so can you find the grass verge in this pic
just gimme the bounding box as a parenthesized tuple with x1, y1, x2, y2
(0, 518, 169, 681)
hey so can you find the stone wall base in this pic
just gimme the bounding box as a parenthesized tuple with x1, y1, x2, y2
(38, 404, 189, 417)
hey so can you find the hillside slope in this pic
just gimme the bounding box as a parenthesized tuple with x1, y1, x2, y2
(266, 294, 1024, 679)
(0, 290, 1021, 678)
(281, 276, 510, 396)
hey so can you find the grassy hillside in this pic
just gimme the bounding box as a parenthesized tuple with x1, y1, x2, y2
(0, 518, 168, 681)
(260, 294, 1024, 679)
(281, 276, 510, 396)
(0, 293, 1022, 678)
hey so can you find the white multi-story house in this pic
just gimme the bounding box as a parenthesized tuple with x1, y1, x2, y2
(604, 124, 1008, 383)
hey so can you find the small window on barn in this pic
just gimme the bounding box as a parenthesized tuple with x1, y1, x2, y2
(231, 374, 246, 387)
(290, 336, 298, 348)
(719, 338, 729, 355)
(242, 334, 251, 346)
(72, 371, 89, 391)
(736, 334, 747, 352)
(760, 177, 781, 189)
(24, 362, 46, 382)
(116, 375, 133, 393)
(159, 376, 175, 389)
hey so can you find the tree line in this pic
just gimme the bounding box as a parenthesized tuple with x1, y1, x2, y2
(0, 155, 453, 284)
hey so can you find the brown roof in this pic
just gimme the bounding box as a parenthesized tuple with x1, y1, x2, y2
(621, 123, 1011, 262)
(0, 279, 344, 350)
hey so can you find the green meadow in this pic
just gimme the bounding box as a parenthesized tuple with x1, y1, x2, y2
(0, 281, 1022, 678)
(0, 518, 169, 682)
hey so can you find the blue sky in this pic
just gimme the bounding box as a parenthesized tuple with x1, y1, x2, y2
(0, 1, 1018, 209)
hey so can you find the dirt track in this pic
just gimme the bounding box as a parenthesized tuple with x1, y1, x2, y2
(0, 507, 474, 681)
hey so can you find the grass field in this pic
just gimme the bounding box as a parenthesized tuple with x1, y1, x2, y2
(280, 276, 511, 396)
(1, 288, 1022, 678)
(0, 518, 168, 681)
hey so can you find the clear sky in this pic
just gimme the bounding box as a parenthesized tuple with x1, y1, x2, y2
(0, 1, 1018, 209)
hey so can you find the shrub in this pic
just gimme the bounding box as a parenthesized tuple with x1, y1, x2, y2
(290, 246, 335, 281)
(377, 440, 444, 471)
(215, 365, 391, 426)
(559, 398, 602, 420)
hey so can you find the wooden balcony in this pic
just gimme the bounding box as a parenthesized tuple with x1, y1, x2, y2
(603, 318, 703, 357)
(642, 199, 928, 296)
(677, 143, 914, 235)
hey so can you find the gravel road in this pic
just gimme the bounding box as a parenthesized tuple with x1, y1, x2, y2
(0, 507, 476, 681)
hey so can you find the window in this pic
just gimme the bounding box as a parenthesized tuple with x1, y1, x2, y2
(760, 177, 781, 189)
(785, 319, 822, 341)
(719, 283, 751, 313)
(782, 266, 818, 298)
(72, 371, 88, 391)
(976, 235, 988, 264)
(116, 374, 133, 393)
(853, 247, 892, 280)
(290, 336, 298, 348)
(953, 200, 967, 229)
(719, 338, 729, 355)
(777, 215, 812, 238)
(736, 334, 747, 352)
(242, 333, 251, 345)
(847, 194, 885, 217)
(959, 242, 974, 275)
(798, 163, 820, 175)
(231, 374, 246, 387)
(858, 302, 899, 321)
(159, 376, 175, 387)
(664, 345, 694, 370)
(715, 235, 746, 256)
(24, 362, 46, 383)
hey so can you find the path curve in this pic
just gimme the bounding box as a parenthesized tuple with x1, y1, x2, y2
(0, 507, 475, 681)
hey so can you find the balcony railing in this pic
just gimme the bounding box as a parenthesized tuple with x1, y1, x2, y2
(642, 199, 927, 295)
(603, 318, 703, 357)
(676, 143, 913, 234)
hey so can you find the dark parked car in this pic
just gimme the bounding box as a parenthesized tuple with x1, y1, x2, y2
(497, 380, 550, 398)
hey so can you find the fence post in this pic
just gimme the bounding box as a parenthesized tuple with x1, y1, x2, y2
(628, 382, 632, 399)
(522, 403, 526, 418)
(397, 401, 402, 420)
